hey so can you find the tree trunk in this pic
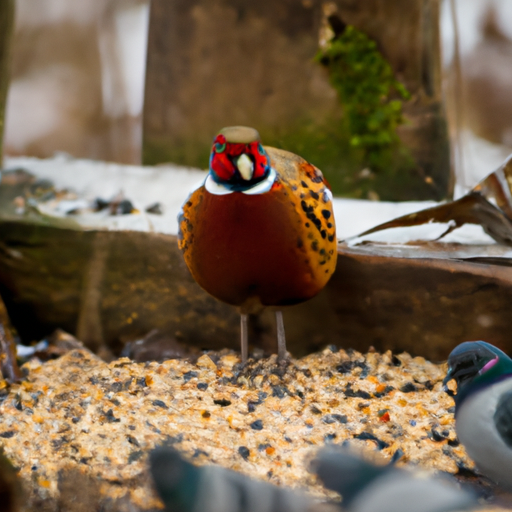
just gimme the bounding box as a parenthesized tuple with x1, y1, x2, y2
(0, 0, 14, 165)
(143, 0, 450, 200)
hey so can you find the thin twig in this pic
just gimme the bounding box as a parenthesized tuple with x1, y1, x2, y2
(0, 299, 21, 383)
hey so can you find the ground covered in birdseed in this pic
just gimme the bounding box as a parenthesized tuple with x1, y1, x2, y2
(0, 346, 510, 511)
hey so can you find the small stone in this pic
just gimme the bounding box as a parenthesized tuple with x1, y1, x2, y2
(430, 428, 449, 442)
(344, 384, 371, 399)
(322, 414, 347, 424)
(250, 420, 263, 431)
(238, 446, 250, 460)
(196, 355, 217, 370)
(354, 432, 389, 450)
(116, 199, 135, 215)
(183, 371, 198, 382)
(128, 451, 144, 463)
(271, 385, 287, 398)
(145, 202, 163, 214)
(220, 354, 239, 369)
(400, 382, 417, 393)
(213, 398, 231, 407)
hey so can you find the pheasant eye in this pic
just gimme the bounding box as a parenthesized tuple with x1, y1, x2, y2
(215, 142, 226, 153)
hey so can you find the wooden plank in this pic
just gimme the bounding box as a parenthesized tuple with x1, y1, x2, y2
(0, 0, 14, 163)
(1, 215, 511, 361)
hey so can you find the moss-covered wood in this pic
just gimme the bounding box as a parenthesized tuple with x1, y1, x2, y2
(143, 0, 449, 200)
(2, 158, 512, 360)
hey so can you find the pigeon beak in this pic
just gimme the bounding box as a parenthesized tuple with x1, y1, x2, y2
(442, 370, 456, 397)
(237, 153, 254, 181)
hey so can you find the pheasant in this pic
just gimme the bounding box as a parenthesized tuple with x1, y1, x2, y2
(178, 126, 337, 362)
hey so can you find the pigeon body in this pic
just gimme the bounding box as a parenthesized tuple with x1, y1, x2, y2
(313, 448, 477, 512)
(149, 446, 334, 512)
(444, 340, 512, 489)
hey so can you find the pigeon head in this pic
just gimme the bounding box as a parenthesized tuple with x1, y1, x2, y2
(443, 341, 512, 405)
(149, 446, 201, 512)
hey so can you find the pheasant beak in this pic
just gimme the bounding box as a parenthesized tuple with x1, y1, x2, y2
(236, 153, 254, 181)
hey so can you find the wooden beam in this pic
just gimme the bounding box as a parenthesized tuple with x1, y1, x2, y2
(0, 0, 14, 164)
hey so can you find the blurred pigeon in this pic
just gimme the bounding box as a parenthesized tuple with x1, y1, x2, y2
(312, 447, 478, 512)
(149, 445, 336, 512)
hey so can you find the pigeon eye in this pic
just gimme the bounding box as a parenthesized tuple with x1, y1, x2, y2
(215, 142, 226, 153)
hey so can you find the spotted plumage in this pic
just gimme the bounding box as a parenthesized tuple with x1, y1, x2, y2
(178, 126, 337, 362)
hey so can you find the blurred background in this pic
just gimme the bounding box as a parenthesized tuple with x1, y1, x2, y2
(2, 0, 512, 195)
(1, 0, 512, 359)
(3, 0, 149, 164)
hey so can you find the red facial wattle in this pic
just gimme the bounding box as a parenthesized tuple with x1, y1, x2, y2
(209, 135, 235, 180)
(246, 141, 270, 179)
(209, 134, 271, 183)
(210, 152, 236, 181)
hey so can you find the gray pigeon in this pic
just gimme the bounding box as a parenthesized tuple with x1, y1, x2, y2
(444, 340, 512, 490)
(312, 447, 478, 512)
(149, 445, 337, 512)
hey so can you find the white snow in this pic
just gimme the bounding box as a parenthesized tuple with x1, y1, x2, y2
(2, 154, 501, 246)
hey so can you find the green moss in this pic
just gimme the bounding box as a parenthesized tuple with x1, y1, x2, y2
(259, 116, 361, 195)
(315, 24, 412, 179)
(258, 115, 435, 201)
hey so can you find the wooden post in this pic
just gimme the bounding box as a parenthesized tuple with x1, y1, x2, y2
(0, 0, 14, 165)
(143, 0, 450, 200)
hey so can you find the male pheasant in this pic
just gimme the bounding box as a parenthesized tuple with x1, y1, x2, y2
(178, 126, 337, 362)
